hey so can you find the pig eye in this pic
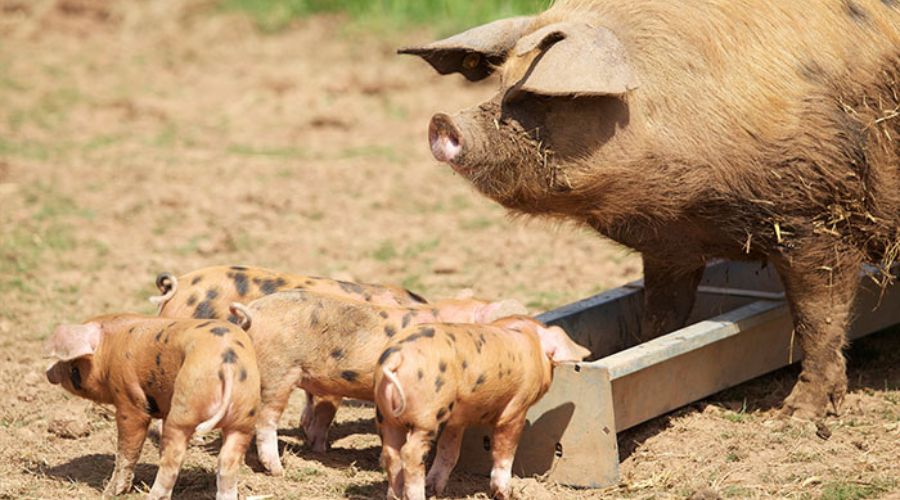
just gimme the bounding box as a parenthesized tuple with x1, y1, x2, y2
(69, 365, 82, 391)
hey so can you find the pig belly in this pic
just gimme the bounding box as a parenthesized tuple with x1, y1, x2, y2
(300, 372, 375, 402)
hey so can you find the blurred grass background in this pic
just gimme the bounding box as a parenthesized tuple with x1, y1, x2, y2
(220, 0, 549, 34)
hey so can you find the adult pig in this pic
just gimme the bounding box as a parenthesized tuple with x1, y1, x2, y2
(402, 0, 900, 419)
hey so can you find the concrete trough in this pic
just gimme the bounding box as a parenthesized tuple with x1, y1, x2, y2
(456, 260, 900, 487)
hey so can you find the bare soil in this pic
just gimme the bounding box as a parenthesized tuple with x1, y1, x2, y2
(0, 1, 897, 499)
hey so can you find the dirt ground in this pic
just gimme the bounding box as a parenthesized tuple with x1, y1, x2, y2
(0, 1, 897, 499)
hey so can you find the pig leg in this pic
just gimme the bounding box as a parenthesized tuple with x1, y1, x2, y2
(104, 410, 150, 496)
(775, 249, 861, 419)
(305, 395, 342, 452)
(425, 423, 465, 496)
(379, 423, 406, 499)
(216, 428, 253, 500)
(400, 428, 433, 500)
(256, 366, 302, 476)
(147, 423, 192, 500)
(489, 416, 527, 500)
(640, 256, 705, 341)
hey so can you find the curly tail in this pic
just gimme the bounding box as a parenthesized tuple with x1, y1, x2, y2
(228, 302, 253, 331)
(149, 272, 177, 311)
(196, 364, 234, 434)
(381, 353, 406, 417)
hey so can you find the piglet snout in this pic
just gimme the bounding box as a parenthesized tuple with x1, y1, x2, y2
(46, 363, 62, 385)
(429, 113, 463, 164)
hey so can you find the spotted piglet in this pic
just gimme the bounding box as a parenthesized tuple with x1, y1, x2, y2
(44, 311, 260, 500)
(150, 265, 428, 321)
(240, 289, 526, 475)
(375, 316, 591, 500)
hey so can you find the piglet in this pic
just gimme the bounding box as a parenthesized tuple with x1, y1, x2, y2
(241, 289, 526, 475)
(44, 311, 260, 500)
(374, 315, 590, 500)
(150, 265, 427, 321)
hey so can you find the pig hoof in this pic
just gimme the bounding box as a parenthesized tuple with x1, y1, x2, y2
(781, 378, 842, 420)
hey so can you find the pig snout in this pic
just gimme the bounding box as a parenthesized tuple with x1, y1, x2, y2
(429, 113, 464, 164)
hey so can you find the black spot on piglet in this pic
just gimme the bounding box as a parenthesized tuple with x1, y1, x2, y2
(232, 272, 249, 296)
(222, 348, 238, 364)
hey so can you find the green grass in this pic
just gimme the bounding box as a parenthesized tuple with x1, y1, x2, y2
(220, 0, 550, 34)
(819, 479, 895, 500)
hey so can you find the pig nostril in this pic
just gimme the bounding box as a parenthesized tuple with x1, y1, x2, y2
(429, 114, 463, 163)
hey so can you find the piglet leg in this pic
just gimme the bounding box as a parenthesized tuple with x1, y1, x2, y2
(489, 416, 526, 500)
(104, 410, 150, 496)
(425, 424, 464, 496)
(300, 392, 315, 433)
(379, 423, 405, 499)
(256, 366, 301, 476)
(401, 428, 433, 500)
(147, 424, 191, 500)
(216, 429, 252, 500)
(305, 395, 342, 453)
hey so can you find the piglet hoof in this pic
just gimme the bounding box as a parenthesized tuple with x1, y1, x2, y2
(307, 436, 328, 453)
(102, 474, 133, 497)
(260, 457, 284, 477)
(491, 487, 513, 500)
(425, 479, 446, 497)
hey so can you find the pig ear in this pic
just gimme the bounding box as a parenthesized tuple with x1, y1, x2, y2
(43, 323, 102, 361)
(477, 299, 528, 323)
(538, 325, 592, 364)
(398, 16, 535, 81)
(510, 22, 638, 97)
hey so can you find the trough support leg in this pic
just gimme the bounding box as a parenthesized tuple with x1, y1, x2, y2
(776, 250, 862, 419)
(640, 256, 705, 341)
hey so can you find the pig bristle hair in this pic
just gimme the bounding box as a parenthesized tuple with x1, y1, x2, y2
(196, 364, 234, 434)
(229, 302, 253, 331)
(382, 364, 406, 417)
(148, 273, 177, 309)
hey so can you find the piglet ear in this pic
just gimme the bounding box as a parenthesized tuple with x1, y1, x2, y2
(477, 298, 528, 323)
(44, 323, 102, 361)
(538, 325, 592, 364)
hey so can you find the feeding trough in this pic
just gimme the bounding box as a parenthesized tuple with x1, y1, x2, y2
(456, 260, 900, 487)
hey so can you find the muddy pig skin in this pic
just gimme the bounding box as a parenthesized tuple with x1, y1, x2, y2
(403, 0, 900, 420)
(240, 289, 526, 475)
(44, 313, 260, 500)
(151, 265, 428, 321)
(374, 316, 590, 500)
